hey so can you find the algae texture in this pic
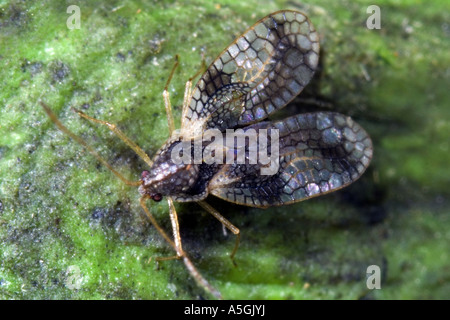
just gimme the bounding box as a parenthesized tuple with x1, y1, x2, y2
(0, 0, 449, 299)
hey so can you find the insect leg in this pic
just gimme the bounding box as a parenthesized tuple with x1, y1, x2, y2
(140, 196, 222, 299)
(40, 102, 141, 186)
(163, 55, 179, 135)
(167, 198, 183, 255)
(181, 78, 193, 127)
(140, 197, 180, 261)
(167, 198, 223, 299)
(182, 254, 222, 299)
(198, 201, 241, 266)
(181, 59, 207, 128)
(71, 107, 153, 168)
(140, 195, 176, 247)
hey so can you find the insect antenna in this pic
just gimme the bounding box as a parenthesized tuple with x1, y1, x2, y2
(40, 102, 141, 186)
(71, 107, 153, 168)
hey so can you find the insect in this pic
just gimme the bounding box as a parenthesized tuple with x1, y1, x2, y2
(41, 10, 372, 299)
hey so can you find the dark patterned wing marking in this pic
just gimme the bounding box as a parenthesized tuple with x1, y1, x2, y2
(183, 10, 320, 132)
(208, 113, 373, 207)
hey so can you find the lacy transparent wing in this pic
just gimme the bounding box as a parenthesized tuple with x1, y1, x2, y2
(208, 112, 373, 207)
(182, 10, 320, 132)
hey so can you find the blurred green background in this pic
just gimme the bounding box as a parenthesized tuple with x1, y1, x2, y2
(0, 0, 448, 299)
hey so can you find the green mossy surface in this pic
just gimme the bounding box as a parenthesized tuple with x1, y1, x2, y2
(0, 0, 449, 299)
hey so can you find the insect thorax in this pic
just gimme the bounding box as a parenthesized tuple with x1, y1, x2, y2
(138, 138, 221, 202)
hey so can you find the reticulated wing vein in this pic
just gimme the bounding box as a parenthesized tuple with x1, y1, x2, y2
(182, 10, 320, 133)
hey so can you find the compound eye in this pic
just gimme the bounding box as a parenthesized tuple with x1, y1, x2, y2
(141, 170, 150, 180)
(152, 193, 162, 202)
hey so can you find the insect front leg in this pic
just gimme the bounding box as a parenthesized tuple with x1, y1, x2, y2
(145, 198, 185, 262)
(166, 198, 223, 299)
(180, 77, 193, 127)
(163, 55, 179, 135)
(181, 59, 207, 129)
(167, 198, 184, 257)
(140, 196, 222, 299)
(198, 201, 241, 266)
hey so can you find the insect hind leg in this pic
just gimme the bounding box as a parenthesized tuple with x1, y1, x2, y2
(198, 201, 241, 266)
